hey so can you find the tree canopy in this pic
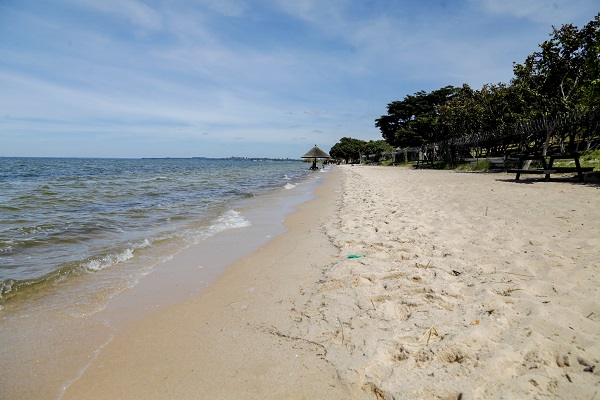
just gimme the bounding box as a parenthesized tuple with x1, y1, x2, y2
(375, 12, 600, 156)
(375, 86, 457, 148)
(362, 140, 395, 157)
(329, 138, 395, 164)
(329, 137, 367, 163)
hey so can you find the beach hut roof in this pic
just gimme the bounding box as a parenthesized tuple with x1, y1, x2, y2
(302, 145, 330, 159)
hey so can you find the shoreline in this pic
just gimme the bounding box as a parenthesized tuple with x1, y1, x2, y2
(0, 166, 327, 400)
(63, 165, 350, 399)
(47, 166, 600, 398)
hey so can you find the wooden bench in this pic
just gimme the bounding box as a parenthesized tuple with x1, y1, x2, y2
(508, 154, 594, 182)
(507, 168, 557, 181)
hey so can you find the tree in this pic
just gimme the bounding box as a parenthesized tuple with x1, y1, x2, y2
(329, 137, 367, 163)
(581, 13, 600, 109)
(437, 84, 483, 139)
(362, 140, 396, 162)
(512, 14, 600, 154)
(375, 86, 457, 148)
(373, 13, 600, 160)
(436, 83, 531, 156)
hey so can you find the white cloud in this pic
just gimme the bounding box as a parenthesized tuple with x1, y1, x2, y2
(71, 0, 164, 34)
(203, 0, 248, 17)
(274, 0, 323, 22)
(273, 0, 354, 32)
(476, 0, 597, 24)
(5, 0, 596, 158)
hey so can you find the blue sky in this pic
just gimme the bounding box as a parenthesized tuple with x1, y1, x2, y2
(0, 0, 597, 158)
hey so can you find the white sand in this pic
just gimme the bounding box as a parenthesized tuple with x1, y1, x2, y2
(301, 166, 600, 399)
(63, 166, 600, 399)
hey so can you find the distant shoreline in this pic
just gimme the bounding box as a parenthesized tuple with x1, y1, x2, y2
(0, 156, 303, 161)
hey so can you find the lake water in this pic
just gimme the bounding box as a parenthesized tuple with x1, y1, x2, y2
(0, 157, 327, 399)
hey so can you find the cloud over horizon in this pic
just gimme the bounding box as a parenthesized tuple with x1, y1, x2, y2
(1, 0, 597, 158)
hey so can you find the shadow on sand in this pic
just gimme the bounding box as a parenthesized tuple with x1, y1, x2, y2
(495, 171, 600, 187)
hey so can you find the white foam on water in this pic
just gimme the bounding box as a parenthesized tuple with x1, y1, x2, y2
(284, 183, 296, 190)
(209, 210, 251, 235)
(0, 280, 13, 295)
(82, 248, 135, 272)
(0, 239, 14, 254)
(80, 236, 152, 274)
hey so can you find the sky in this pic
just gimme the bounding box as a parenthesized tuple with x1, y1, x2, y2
(0, 0, 598, 158)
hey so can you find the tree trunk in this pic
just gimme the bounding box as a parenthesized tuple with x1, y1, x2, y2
(542, 114, 553, 156)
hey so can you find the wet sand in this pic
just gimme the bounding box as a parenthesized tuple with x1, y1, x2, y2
(63, 168, 351, 399)
(63, 166, 600, 399)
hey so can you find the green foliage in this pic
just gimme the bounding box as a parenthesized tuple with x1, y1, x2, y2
(375, 86, 457, 148)
(455, 160, 493, 171)
(437, 161, 459, 170)
(379, 160, 395, 166)
(330, 138, 396, 164)
(581, 149, 600, 161)
(510, 14, 600, 154)
(329, 137, 367, 163)
(512, 16, 600, 115)
(362, 140, 395, 158)
(374, 12, 600, 157)
(437, 83, 529, 141)
(579, 149, 600, 170)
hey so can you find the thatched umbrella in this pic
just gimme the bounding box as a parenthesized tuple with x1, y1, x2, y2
(302, 145, 330, 170)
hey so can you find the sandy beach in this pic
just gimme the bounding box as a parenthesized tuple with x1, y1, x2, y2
(62, 166, 600, 399)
